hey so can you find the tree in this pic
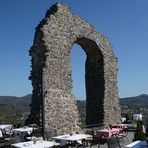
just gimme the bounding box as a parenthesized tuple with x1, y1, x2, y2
(133, 121, 145, 141)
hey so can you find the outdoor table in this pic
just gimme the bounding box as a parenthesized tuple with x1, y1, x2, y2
(0, 124, 12, 129)
(0, 124, 13, 135)
(12, 127, 34, 135)
(124, 140, 147, 148)
(96, 128, 120, 138)
(53, 133, 92, 145)
(0, 130, 2, 137)
(11, 140, 59, 148)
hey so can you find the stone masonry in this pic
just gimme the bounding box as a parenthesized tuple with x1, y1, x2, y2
(29, 3, 121, 134)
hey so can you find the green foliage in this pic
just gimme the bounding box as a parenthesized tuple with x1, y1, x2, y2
(133, 121, 145, 141)
(121, 112, 132, 123)
(145, 124, 148, 137)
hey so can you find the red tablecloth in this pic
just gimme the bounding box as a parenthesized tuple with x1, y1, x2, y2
(96, 128, 120, 138)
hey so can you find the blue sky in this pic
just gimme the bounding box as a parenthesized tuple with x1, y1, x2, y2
(0, 0, 148, 99)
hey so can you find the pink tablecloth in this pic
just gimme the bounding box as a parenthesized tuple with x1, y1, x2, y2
(96, 128, 120, 138)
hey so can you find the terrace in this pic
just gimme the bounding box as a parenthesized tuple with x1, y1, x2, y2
(0, 123, 139, 148)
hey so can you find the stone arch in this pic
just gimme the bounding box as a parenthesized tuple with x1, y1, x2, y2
(29, 3, 121, 134)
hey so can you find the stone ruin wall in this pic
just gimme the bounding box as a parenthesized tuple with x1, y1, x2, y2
(29, 3, 121, 134)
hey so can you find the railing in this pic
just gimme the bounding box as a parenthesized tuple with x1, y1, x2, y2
(83, 122, 104, 129)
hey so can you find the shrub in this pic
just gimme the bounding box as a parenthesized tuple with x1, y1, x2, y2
(133, 121, 145, 141)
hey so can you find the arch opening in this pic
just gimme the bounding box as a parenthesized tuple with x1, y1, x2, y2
(70, 44, 86, 127)
(70, 44, 86, 100)
(70, 38, 105, 127)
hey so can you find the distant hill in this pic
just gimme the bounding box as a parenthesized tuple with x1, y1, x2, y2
(0, 94, 148, 107)
(0, 94, 32, 124)
(0, 94, 31, 112)
(0, 93, 148, 125)
(1, 93, 148, 108)
(119, 94, 148, 105)
(0, 94, 31, 104)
